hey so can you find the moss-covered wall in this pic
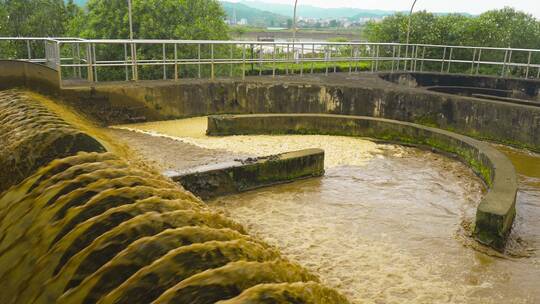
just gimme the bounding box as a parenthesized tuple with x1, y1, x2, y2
(174, 149, 325, 199)
(207, 114, 518, 251)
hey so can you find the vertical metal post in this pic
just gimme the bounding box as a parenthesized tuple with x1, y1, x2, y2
(55, 42, 63, 88)
(174, 44, 178, 81)
(396, 45, 401, 71)
(371, 45, 375, 72)
(92, 43, 98, 82)
(440, 47, 447, 73)
(525, 51, 532, 78)
(447, 47, 453, 73)
(476, 49, 482, 74)
(162, 43, 166, 80)
(413, 45, 419, 71)
(130, 42, 137, 81)
(420, 46, 425, 72)
(76, 43, 81, 78)
(26, 40, 31, 61)
(198, 44, 201, 79)
(87, 43, 94, 82)
(501, 49, 508, 77)
(230, 44, 233, 77)
(211, 44, 215, 80)
(272, 43, 276, 77)
(506, 50, 513, 77)
(375, 44, 380, 72)
(349, 44, 353, 74)
(470, 48, 477, 74)
(259, 44, 263, 76)
(355, 46, 359, 72)
(333, 46, 337, 73)
(124, 43, 129, 81)
(391, 45, 396, 72)
(325, 46, 329, 76)
(311, 44, 315, 74)
(286, 43, 290, 75)
(242, 44, 246, 80)
(71, 44, 76, 76)
(300, 44, 304, 76)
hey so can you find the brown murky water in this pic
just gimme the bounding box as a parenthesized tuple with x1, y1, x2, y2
(117, 118, 540, 304)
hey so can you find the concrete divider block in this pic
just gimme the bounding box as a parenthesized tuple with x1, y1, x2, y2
(172, 149, 325, 199)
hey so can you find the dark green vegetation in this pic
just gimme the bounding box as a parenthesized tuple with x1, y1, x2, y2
(365, 8, 540, 76)
(206, 113, 519, 251)
(0, 90, 350, 303)
(174, 149, 325, 199)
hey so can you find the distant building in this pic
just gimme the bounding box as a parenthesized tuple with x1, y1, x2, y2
(238, 18, 248, 25)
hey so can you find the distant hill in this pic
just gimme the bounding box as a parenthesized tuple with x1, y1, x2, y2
(221, 2, 289, 27)
(234, 1, 395, 19)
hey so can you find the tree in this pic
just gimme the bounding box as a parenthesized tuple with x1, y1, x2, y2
(0, 0, 68, 37)
(72, 0, 229, 40)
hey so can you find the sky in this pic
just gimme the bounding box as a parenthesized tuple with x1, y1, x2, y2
(234, 0, 540, 17)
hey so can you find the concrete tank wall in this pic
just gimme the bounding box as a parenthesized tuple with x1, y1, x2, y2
(1, 61, 538, 152)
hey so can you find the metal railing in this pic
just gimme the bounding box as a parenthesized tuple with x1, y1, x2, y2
(2, 37, 540, 86)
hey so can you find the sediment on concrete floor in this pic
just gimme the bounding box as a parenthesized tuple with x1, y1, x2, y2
(207, 114, 518, 251)
(173, 148, 325, 199)
(0, 90, 349, 304)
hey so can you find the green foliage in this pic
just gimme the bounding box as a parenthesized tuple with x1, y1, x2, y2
(364, 7, 540, 49)
(364, 7, 540, 76)
(72, 0, 229, 40)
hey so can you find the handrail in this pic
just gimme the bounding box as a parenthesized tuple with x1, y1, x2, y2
(2, 37, 540, 86)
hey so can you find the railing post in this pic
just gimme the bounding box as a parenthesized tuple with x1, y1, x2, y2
(162, 43, 166, 80)
(349, 44, 353, 74)
(420, 46, 425, 72)
(375, 44, 380, 72)
(211, 44, 215, 80)
(501, 49, 508, 77)
(476, 49, 482, 75)
(333, 45, 337, 73)
(87, 43, 94, 82)
(272, 43, 276, 78)
(92, 43, 98, 82)
(396, 45, 401, 71)
(55, 41, 63, 87)
(447, 47, 453, 73)
(525, 51, 531, 78)
(198, 44, 201, 79)
(440, 47, 447, 73)
(174, 44, 178, 81)
(470, 48, 477, 75)
(286, 43, 289, 75)
(242, 44, 246, 80)
(311, 44, 315, 74)
(124, 43, 129, 81)
(259, 44, 263, 76)
(300, 43, 304, 76)
(26, 40, 31, 61)
(229, 44, 233, 77)
(130, 42, 138, 81)
(325, 45, 329, 76)
(391, 45, 396, 72)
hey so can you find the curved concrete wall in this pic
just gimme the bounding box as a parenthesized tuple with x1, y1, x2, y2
(207, 114, 518, 251)
(1, 61, 539, 152)
(381, 72, 540, 101)
(0, 60, 60, 95)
